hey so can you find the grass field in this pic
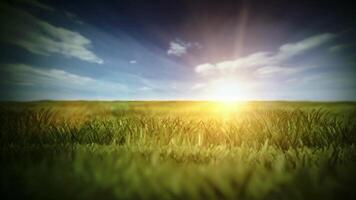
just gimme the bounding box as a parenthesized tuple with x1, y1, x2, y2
(1, 101, 356, 200)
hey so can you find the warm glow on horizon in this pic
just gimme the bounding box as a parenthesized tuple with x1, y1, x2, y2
(208, 78, 249, 103)
(202, 78, 250, 114)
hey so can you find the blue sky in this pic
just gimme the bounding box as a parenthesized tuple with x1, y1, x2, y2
(0, 0, 355, 101)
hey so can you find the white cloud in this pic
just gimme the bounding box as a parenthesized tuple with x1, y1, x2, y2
(167, 40, 199, 56)
(256, 66, 296, 76)
(1, 64, 126, 91)
(195, 63, 215, 74)
(129, 60, 137, 64)
(0, 2, 103, 64)
(1, 64, 95, 86)
(277, 33, 335, 60)
(217, 52, 272, 71)
(167, 41, 188, 56)
(255, 65, 317, 77)
(195, 33, 335, 74)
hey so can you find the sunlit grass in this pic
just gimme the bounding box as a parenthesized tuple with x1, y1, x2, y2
(0, 101, 355, 199)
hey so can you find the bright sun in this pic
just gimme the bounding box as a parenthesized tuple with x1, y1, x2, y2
(209, 78, 248, 103)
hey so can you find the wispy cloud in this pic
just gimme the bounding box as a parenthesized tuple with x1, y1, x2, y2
(17, 0, 54, 11)
(129, 60, 137, 64)
(1, 64, 95, 86)
(255, 65, 317, 77)
(328, 44, 349, 52)
(255, 66, 298, 77)
(0, 2, 103, 64)
(195, 33, 335, 74)
(190, 33, 351, 100)
(64, 11, 84, 25)
(277, 33, 335, 60)
(195, 63, 215, 74)
(167, 40, 188, 56)
(167, 39, 200, 57)
(0, 64, 126, 91)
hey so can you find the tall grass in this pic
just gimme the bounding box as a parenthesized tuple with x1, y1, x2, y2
(0, 101, 355, 200)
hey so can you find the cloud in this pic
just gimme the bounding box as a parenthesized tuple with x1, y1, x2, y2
(195, 33, 335, 74)
(195, 63, 215, 74)
(167, 40, 199, 57)
(328, 44, 349, 52)
(255, 65, 317, 77)
(0, 64, 126, 91)
(0, 2, 103, 64)
(167, 41, 188, 56)
(256, 66, 297, 76)
(0, 63, 130, 100)
(1, 64, 95, 86)
(277, 33, 335, 60)
(64, 11, 84, 25)
(17, 0, 54, 11)
(129, 60, 137, 64)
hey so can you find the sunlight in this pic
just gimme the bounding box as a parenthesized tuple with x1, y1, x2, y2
(214, 100, 246, 113)
(205, 78, 250, 114)
(209, 78, 249, 102)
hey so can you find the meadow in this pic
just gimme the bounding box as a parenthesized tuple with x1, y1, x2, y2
(1, 101, 356, 200)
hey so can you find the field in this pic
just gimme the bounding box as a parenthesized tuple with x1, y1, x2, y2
(1, 101, 356, 200)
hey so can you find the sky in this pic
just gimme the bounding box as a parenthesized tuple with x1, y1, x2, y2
(0, 0, 355, 101)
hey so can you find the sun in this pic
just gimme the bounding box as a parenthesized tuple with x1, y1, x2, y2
(205, 78, 250, 114)
(209, 78, 248, 103)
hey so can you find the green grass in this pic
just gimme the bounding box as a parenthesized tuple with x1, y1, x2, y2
(1, 101, 356, 199)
